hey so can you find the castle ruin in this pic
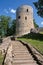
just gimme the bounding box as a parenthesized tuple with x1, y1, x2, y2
(16, 5, 34, 37)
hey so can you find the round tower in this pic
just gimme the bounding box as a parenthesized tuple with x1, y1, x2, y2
(16, 5, 34, 37)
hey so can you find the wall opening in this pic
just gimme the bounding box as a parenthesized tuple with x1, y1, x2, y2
(27, 9, 28, 12)
(25, 17, 27, 20)
(18, 16, 20, 19)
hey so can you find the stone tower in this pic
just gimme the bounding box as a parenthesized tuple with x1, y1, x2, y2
(16, 5, 34, 37)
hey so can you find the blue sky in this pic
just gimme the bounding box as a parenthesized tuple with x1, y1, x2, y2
(0, 0, 43, 27)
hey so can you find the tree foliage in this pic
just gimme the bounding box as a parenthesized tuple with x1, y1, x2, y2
(0, 15, 11, 37)
(33, 0, 43, 17)
(33, 19, 39, 28)
(0, 15, 16, 37)
(7, 19, 16, 36)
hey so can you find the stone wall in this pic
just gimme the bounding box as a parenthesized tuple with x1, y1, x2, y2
(16, 5, 34, 37)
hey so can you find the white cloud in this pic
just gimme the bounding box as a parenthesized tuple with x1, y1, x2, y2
(10, 9, 16, 14)
(4, 9, 9, 14)
(4, 8, 16, 14)
(41, 22, 43, 25)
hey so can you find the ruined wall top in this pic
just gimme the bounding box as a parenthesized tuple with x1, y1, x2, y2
(16, 5, 33, 13)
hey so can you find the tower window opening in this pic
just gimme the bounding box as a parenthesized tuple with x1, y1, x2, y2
(25, 17, 27, 20)
(27, 9, 28, 12)
(18, 16, 20, 19)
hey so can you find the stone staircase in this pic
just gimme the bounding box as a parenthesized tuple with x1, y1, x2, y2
(12, 41, 38, 65)
(0, 38, 42, 65)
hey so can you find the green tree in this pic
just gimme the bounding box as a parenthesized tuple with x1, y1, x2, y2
(33, 19, 39, 28)
(0, 15, 11, 37)
(33, 0, 43, 17)
(0, 22, 2, 36)
(11, 19, 16, 35)
(7, 19, 16, 36)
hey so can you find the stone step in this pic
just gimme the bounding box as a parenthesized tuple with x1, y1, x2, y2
(13, 49, 27, 51)
(12, 43, 22, 45)
(13, 43, 25, 45)
(13, 63, 38, 65)
(12, 53, 32, 55)
(13, 54, 32, 57)
(13, 58, 34, 60)
(13, 45, 26, 46)
(12, 52, 29, 55)
(13, 49, 28, 51)
(13, 53, 31, 56)
(13, 56, 33, 59)
(12, 42, 23, 45)
(13, 47, 27, 49)
(13, 59, 36, 63)
(12, 55, 33, 59)
(13, 46, 26, 48)
(13, 51, 28, 53)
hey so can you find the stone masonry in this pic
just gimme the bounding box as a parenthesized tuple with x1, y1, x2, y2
(16, 5, 34, 37)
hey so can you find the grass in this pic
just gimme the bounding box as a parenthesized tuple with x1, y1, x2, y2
(18, 38, 43, 55)
(0, 53, 4, 65)
(39, 32, 43, 34)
